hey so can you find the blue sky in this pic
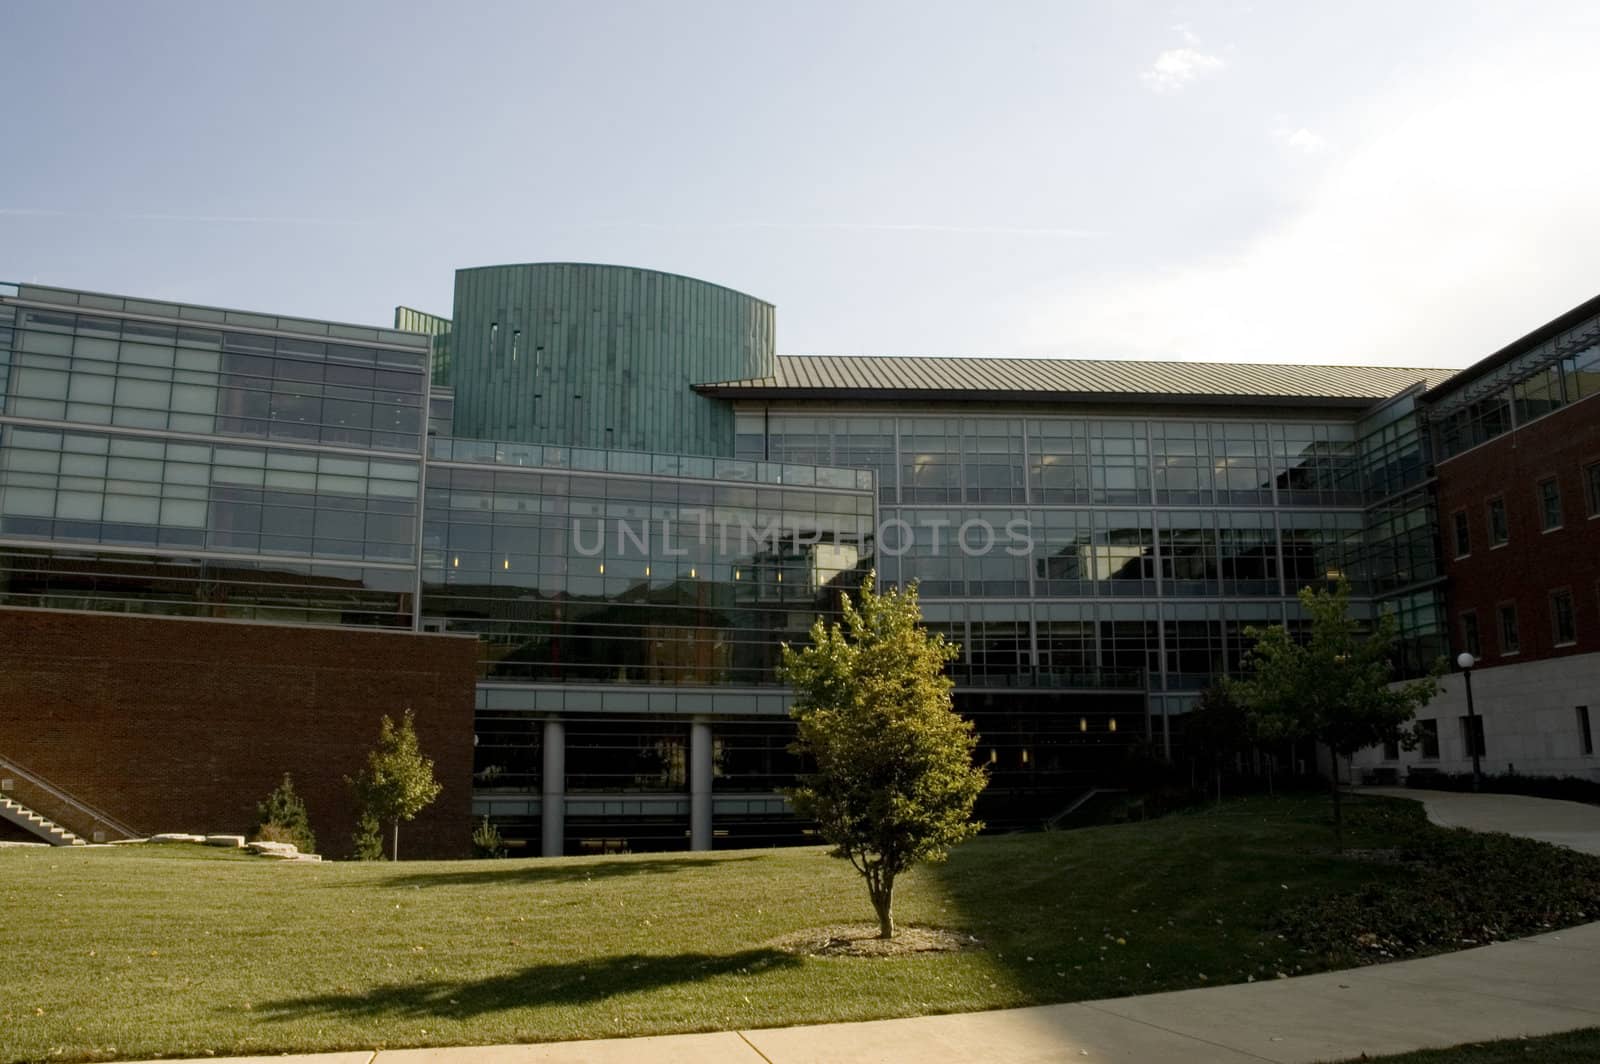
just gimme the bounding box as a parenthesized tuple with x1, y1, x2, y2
(3, 1, 1598, 367)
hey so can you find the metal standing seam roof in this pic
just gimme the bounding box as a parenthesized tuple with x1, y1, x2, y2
(694, 355, 1448, 405)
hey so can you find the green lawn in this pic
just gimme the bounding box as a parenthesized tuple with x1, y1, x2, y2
(1, 795, 1595, 1063)
(1340, 1028, 1600, 1062)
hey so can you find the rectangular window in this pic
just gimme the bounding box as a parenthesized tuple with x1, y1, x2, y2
(1499, 602, 1520, 655)
(1460, 611, 1481, 658)
(1417, 718, 1440, 760)
(1579, 706, 1593, 756)
(1487, 497, 1508, 546)
(1460, 715, 1486, 758)
(1587, 462, 1600, 518)
(1552, 588, 1577, 646)
(1539, 478, 1563, 531)
(1382, 738, 1400, 761)
(1452, 509, 1470, 557)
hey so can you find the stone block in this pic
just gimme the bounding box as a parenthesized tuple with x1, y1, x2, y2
(149, 833, 206, 844)
(204, 834, 245, 848)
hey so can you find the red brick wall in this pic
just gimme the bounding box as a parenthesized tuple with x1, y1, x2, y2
(0, 607, 479, 858)
(1436, 395, 1600, 670)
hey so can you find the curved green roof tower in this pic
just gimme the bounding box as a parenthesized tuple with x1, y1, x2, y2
(446, 263, 774, 456)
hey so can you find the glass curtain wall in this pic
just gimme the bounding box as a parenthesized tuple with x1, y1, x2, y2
(0, 294, 428, 627)
(746, 410, 1374, 695)
(421, 447, 876, 685)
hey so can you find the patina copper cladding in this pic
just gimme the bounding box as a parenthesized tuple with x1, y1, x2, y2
(447, 263, 775, 457)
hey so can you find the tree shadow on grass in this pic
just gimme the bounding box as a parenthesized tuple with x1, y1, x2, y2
(251, 948, 800, 1022)
(373, 854, 768, 890)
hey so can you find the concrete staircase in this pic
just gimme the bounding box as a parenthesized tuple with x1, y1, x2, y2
(0, 753, 142, 843)
(0, 795, 87, 846)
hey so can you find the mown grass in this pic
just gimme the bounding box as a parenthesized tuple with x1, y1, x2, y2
(0, 794, 1593, 1063)
(1338, 1027, 1600, 1062)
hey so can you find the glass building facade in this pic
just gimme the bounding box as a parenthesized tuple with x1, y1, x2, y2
(741, 406, 1441, 692)
(0, 283, 428, 628)
(421, 438, 875, 686)
(0, 264, 1457, 855)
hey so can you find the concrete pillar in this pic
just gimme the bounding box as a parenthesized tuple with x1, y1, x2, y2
(541, 718, 564, 858)
(689, 717, 713, 852)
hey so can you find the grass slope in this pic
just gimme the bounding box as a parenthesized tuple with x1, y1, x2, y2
(1339, 1028, 1600, 1063)
(0, 795, 1593, 1063)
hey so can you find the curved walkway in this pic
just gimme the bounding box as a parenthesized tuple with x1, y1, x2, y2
(1368, 786, 1600, 856)
(134, 790, 1600, 1064)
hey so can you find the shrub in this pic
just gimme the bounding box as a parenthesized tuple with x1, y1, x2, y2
(253, 822, 305, 848)
(472, 816, 506, 858)
(252, 773, 316, 854)
(351, 811, 385, 861)
(1273, 800, 1600, 965)
(1408, 769, 1600, 807)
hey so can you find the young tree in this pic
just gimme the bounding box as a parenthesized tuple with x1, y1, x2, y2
(1186, 683, 1252, 805)
(1232, 580, 1442, 848)
(348, 709, 442, 861)
(253, 772, 316, 854)
(779, 573, 988, 939)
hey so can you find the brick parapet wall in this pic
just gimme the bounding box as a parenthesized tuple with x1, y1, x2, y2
(0, 607, 479, 858)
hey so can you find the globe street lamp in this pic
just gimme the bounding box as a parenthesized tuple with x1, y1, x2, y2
(1456, 652, 1483, 792)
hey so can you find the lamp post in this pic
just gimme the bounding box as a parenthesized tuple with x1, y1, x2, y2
(1456, 652, 1483, 792)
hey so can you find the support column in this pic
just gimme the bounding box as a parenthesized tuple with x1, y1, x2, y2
(690, 717, 713, 852)
(541, 718, 565, 858)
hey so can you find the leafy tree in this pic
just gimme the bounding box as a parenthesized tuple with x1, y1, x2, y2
(253, 773, 316, 854)
(348, 709, 442, 861)
(1186, 683, 1252, 805)
(779, 573, 987, 938)
(1231, 580, 1442, 848)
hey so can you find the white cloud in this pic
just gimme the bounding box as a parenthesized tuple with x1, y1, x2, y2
(1274, 127, 1330, 155)
(1025, 34, 1600, 368)
(1141, 47, 1225, 93)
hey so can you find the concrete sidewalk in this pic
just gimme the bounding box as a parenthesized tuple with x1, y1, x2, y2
(1367, 786, 1600, 855)
(129, 790, 1600, 1064)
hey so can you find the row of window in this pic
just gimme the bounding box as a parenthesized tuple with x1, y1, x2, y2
(1381, 706, 1595, 762)
(1460, 587, 1584, 658)
(1432, 332, 1600, 460)
(746, 414, 1377, 506)
(1451, 463, 1600, 556)
(6, 308, 428, 368)
(2, 349, 425, 452)
(0, 548, 416, 627)
(427, 588, 1381, 691)
(0, 426, 422, 562)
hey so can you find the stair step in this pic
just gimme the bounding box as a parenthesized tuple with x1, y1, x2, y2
(0, 795, 85, 846)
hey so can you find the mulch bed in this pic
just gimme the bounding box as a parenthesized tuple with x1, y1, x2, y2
(773, 923, 982, 957)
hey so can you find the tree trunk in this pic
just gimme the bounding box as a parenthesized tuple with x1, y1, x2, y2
(869, 873, 896, 939)
(1266, 755, 1276, 798)
(393, 822, 400, 862)
(1214, 764, 1222, 806)
(1330, 768, 1344, 852)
